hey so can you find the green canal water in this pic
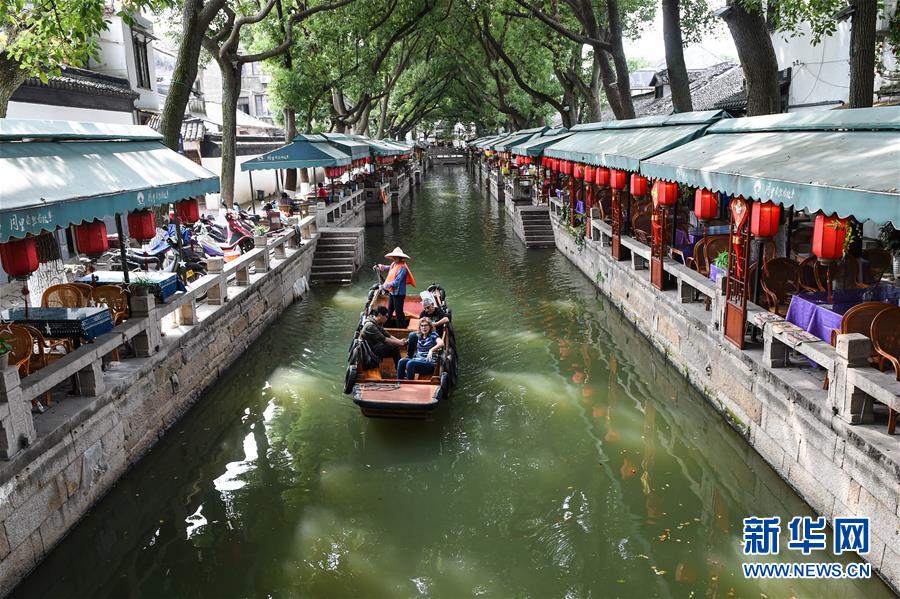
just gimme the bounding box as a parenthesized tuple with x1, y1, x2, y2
(14, 170, 893, 598)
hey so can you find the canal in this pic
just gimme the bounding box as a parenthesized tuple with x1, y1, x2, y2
(14, 169, 892, 598)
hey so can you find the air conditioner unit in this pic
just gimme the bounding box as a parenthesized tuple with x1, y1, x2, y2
(876, 0, 898, 33)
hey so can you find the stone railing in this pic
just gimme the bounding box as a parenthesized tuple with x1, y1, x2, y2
(0, 216, 318, 460)
(579, 212, 900, 429)
(317, 188, 364, 227)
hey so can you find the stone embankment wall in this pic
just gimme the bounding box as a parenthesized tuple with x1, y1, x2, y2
(0, 239, 316, 595)
(551, 221, 900, 593)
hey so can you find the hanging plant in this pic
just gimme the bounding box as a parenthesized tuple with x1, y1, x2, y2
(827, 219, 855, 256)
(714, 251, 729, 270)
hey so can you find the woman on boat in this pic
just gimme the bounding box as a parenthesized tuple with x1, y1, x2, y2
(397, 318, 444, 380)
(374, 247, 416, 328)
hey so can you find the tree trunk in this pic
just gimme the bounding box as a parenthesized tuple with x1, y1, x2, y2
(723, 0, 781, 115)
(662, 0, 693, 112)
(377, 88, 390, 138)
(356, 102, 371, 136)
(849, 0, 877, 108)
(219, 62, 242, 208)
(587, 55, 603, 121)
(597, 49, 625, 119)
(283, 107, 297, 191)
(160, 0, 212, 150)
(0, 53, 28, 118)
(605, 0, 635, 118)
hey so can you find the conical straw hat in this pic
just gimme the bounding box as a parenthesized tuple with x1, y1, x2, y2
(385, 247, 411, 260)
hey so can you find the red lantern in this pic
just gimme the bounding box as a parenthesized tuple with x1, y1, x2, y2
(176, 198, 200, 224)
(595, 167, 610, 186)
(610, 169, 627, 190)
(550, 158, 559, 172)
(0, 236, 39, 278)
(75, 219, 109, 256)
(812, 213, 847, 262)
(127, 210, 156, 242)
(651, 180, 678, 207)
(560, 160, 572, 176)
(750, 200, 781, 238)
(584, 165, 595, 182)
(365, 156, 373, 164)
(325, 166, 344, 178)
(694, 189, 718, 221)
(521, 156, 531, 165)
(630, 173, 648, 196)
(573, 163, 585, 180)
(541, 156, 550, 167)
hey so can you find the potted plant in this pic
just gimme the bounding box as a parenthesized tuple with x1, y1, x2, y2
(0, 337, 12, 368)
(129, 277, 154, 297)
(713, 250, 729, 281)
(252, 224, 269, 247)
(878, 223, 900, 277)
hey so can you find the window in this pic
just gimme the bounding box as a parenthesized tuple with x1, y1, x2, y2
(132, 33, 151, 89)
(254, 94, 269, 116)
(237, 98, 251, 115)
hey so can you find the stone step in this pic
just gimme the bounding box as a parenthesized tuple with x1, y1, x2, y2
(312, 268, 356, 277)
(310, 272, 354, 283)
(520, 214, 550, 221)
(318, 236, 360, 243)
(314, 256, 355, 264)
(315, 243, 357, 251)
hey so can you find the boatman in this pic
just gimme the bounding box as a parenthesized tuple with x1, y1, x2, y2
(374, 247, 416, 328)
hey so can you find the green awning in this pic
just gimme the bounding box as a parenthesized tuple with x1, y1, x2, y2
(0, 121, 219, 243)
(320, 133, 372, 160)
(0, 119, 163, 141)
(544, 124, 712, 172)
(241, 134, 351, 171)
(511, 129, 572, 156)
(475, 135, 504, 149)
(349, 136, 405, 156)
(494, 127, 549, 151)
(640, 107, 900, 225)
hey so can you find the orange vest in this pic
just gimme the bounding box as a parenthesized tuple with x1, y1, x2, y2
(384, 261, 416, 289)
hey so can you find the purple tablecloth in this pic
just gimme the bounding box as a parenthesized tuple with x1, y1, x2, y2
(785, 285, 900, 342)
(710, 264, 726, 283)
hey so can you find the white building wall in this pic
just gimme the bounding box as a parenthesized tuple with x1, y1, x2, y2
(201, 155, 280, 209)
(5, 103, 134, 124)
(90, 14, 159, 112)
(773, 22, 851, 111)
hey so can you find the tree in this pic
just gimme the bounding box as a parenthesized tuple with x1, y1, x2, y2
(722, 0, 781, 115)
(662, 0, 692, 112)
(203, 0, 355, 207)
(512, 0, 646, 119)
(159, 0, 227, 149)
(0, 0, 162, 117)
(761, 0, 884, 108)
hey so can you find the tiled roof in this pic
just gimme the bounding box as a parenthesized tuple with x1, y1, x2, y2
(146, 114, 207, 141)
(22, 66, 138, 100)
(601, 62, 744, 120)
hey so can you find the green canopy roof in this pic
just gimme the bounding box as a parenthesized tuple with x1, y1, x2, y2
(511, 129, 572, 156)
(476, 135, 504, 149)
(349, 136, 405, 156)
(493, 127, 549, 151)
(0, 120, 219, 243)
(640, 107, 900, 225)
(544, 110, 728, 171)
(320, 133, 372, 160)
(241, 134, 351, 172)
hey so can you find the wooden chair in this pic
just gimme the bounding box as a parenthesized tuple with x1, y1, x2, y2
(869, 306, 900, 434)
(41, 284, 86, 308)
(862, 248, 891, 283)
(68, 282, 95, 305)
(0, 324, 32, 377)
(0, 325, 49, 410)
(760, 258, 800, 315)
(798, 256, 821, 291)
(632, 214, 652, 244)
(19, 325, 65, 407)
(90, 285, 129, 324)
(790, 227, 813, 256)
(91, 285, 129, 361)
(814, 256, 864, 292)
(699, 235, 729, 278)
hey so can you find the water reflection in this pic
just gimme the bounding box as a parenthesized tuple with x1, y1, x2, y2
(13, 170, 892, 599)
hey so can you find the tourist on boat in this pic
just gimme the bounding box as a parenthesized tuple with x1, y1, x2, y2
(374, 247, 416, 327)
(397, 318, 444, 380)
(361, 306, 405, 367)
(419, 291, 450, 334)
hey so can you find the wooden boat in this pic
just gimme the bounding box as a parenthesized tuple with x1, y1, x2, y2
(344, 284, 458, 418)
